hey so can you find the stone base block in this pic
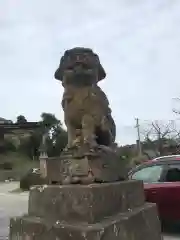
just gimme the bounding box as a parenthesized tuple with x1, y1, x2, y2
(28, 181, 145, 224)
(40, 146, 128, 184)
(40, 157, 61, 183)
(9, 203, 162, 240)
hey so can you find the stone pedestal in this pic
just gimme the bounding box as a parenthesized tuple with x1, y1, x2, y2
(40, 157, 62, 183)
(40, 147, 129, 185)
(9, 181, 162, 240)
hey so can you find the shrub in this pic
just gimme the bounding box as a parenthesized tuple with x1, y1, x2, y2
(20, 169, 46, 190)
(131, 154, 149, 168)
(3, 162, 13, 170)
(0, 162, 13, 170)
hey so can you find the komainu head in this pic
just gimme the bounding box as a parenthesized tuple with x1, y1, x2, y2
(54, 47, 106, 86)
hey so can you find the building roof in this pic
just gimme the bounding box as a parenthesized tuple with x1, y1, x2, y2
(0, 117, 6, 121)
(0, 117, 12, 124)
(0, 119, 40, 131)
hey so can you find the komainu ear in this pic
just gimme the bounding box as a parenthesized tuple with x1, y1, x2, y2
(93, 53, 106, 81)
(54, 56, 65, 81)
(98, 63, 106, 81)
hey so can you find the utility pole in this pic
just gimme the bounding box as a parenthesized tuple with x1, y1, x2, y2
(135, 118, 142, 156)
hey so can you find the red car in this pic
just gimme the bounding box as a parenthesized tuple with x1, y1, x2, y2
(128, 155, 180, 224)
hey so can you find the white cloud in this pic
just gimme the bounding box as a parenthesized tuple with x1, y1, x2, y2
(1, 0, 180, 144)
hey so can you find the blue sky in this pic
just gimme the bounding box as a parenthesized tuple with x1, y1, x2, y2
(1, 0, 180, 144)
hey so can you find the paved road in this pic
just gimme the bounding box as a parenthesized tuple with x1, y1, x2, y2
(164, 235, 180, 240)
(0, 182, 179, 239)
(0, 182, 28, 239)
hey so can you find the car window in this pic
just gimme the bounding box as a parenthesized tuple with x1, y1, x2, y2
(131, 165, 163, 183)
(168, 164, 180, 170)
(165, 164, 180, 182)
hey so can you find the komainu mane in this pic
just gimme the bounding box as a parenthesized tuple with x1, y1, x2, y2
(55, 47, 116, 149)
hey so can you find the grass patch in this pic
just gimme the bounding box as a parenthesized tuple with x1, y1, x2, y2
(0, 152, 39, 172)
(0, 152, 39, 181)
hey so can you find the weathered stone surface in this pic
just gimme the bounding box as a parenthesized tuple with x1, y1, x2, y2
(9, 181, 162, 239)
(60, 146, 128, 184)
(53, 47, 121, 184)
(55, 48, 116, 148)
(52, 47, 129, 184)
(9, 203, 162, 240)
(28, 181, 145, 224)
(40, 157, 62, 183)
(40, 147, 128, 185)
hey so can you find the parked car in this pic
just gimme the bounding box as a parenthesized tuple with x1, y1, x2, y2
(128, 155, 180, 224)
(151, 154, 180, 162)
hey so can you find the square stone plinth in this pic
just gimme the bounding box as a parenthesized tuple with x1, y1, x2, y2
(9, 203, 162, 240)
(28, 181, 145, 224)
(40, 151, 129, 184)
(40, 157, 61, 183)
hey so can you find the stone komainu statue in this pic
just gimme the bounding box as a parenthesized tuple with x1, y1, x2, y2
(54, 47, 116, 149)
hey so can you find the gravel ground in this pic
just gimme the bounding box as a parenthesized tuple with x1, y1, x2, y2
(164, 234, 180, 240)
(0, 182, 179, 239)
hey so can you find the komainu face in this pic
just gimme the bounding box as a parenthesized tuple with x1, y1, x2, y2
(54, 47, 106, 86)
(55, 47, 116, 148)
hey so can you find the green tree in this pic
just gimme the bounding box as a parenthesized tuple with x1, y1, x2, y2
(40, 113, 59, 130)
(50, 125, 68, 156)
(16, 115, 27, 124)
(40, 113, 67, 157)
(19, 113, 68, 158)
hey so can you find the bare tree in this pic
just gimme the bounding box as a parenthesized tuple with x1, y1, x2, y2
(171, 97, 180, 137)
(141, 120, 176, 154)
(172, 98, 180, 115)
(151, 120, 173, 139)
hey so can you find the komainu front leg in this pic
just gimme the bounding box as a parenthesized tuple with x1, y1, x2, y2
(82, 114, 97, 148)
(101, 116, 114, 145)
(66, 123, 77, 148)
